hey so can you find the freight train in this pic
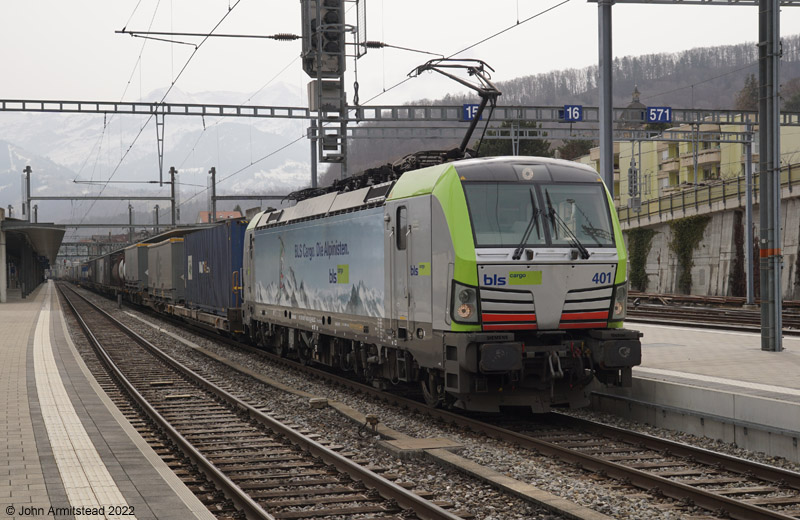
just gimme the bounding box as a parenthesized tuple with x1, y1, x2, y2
(65, 155, 641, 413)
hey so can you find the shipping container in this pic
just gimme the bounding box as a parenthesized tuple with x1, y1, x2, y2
(184, 219, 247, 316)
(124, 243, 149, 291)
(147, 238, 185, 302)
(91, 256, 103, 285)
(110, 250, 125, 288)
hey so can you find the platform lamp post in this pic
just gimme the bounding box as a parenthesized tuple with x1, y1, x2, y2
(0, 207, 6, 303)
(128, 203, 134, 243)
(745, 123, 755, 306)
(153, 205, 159, 234)
(759, 0, 782, 352)
(209, 167, 216, 223)
(170, 166, 177, 226)
(23, 166, 31, 222)
(597, 0, 614, 192)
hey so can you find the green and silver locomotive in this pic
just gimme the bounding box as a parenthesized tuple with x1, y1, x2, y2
(243, 156, 641, 412)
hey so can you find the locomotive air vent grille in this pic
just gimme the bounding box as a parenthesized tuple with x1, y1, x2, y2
(563, 286, 613, 311)
(480, 287, 536, 331)
(559, 286, 613, 328)
(480, 287, 534, 313)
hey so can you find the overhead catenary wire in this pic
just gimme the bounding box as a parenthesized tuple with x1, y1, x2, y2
(73, 0, 163, 190)
(176, 56, 302, 171)
(179, 0, 578, 207)
(76, 0, 243, 228)
(446, 0, 572, 59)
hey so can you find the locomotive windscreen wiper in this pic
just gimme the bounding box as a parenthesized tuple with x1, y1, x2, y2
(545, 189, 590, 260)
(512, 189, 541, 260)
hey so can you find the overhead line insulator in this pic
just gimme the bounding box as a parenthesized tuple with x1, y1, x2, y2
(271, 33, 300, 41)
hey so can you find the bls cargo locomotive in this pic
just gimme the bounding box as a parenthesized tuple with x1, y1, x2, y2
(244, 156, 641, 412)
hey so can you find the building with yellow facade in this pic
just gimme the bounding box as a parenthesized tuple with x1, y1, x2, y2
(577, 89, 800, 210)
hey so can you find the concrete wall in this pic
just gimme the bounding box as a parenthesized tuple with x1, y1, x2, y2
(624, 195, 800, 298)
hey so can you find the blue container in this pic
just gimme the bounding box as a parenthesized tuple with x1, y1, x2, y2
(184, 219, 247, 315)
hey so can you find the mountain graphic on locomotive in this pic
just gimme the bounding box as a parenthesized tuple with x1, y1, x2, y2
(244, 155, 642, 412)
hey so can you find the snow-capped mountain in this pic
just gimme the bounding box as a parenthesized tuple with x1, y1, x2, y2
(0, 82, 319, 222)
(256, 264, 385, 318)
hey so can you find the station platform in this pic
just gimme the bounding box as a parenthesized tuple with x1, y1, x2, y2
(0, 281, 215, 520)
(592, 321, 800, 462)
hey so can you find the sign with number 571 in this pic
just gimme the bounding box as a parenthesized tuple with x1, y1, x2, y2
(646, 106, 672, 123)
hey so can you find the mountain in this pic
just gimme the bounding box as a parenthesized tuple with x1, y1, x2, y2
(0, 82, 318, 228)
(5, 37, 800, 224)
(256, 265, 384, 318)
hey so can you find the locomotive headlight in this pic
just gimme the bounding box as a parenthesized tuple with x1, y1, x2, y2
(611, 282, 628, 320)
(457, 303, 474, 319)
(452, 281, 480, 323)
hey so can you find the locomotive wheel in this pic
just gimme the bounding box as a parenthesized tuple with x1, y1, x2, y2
(420, 370, 443, 408)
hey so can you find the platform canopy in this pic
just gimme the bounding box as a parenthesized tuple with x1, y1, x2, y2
(1, 219, 65, 265)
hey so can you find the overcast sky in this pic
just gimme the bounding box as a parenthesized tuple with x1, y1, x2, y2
(2, 0, 799, 106)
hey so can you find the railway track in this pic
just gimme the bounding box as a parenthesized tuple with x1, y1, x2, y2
(101, 288, 800, 520)
(501, 414, 800, 520)
(58, 283, 462, 520)
(626, 294, 800, 333)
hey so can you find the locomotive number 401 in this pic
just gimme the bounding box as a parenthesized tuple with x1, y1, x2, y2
(592, 272, 612, 284)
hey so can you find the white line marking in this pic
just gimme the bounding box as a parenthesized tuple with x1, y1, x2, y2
(34, 283, 137, 520)
(635, 367, 800, 398)
(633, 321, 800, 343)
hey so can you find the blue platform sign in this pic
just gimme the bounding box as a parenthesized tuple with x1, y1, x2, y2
(462, 104, 482, 121)
(563, 105, 583, 122)
(646, 106, 672, 123)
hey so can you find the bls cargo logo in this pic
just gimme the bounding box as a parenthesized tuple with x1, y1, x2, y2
(482, 271, 542, 286)
(328, 264, 349, 284)
(483, 274, 507, 286)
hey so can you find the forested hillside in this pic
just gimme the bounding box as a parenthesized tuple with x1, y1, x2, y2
(343, 35, 800, 177)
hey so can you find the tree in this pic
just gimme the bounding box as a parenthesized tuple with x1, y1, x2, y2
(556, 139, 595, 161)
(735, 73, 759, 111)
(782, 77, 800, 112)
(475, 120, 552, 158)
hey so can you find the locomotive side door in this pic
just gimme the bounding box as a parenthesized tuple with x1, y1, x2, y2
(405, 197, 432, 334)
(385, 197, 432, 340)
(386, 201, 410, 336)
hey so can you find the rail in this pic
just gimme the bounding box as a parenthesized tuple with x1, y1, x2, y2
(59, 283, 461, 520)
(149, 307, 800, 520)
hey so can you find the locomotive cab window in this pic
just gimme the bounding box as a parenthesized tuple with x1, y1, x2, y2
(396, 206, 408, 250)
(463, 182, 615, 248)
(462, 183, 546, 248)
(542, 184, 615, 247)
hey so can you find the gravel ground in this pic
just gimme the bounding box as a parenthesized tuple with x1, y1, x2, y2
(68, 286, 800, 519)
(563, 407, 800, 474)
(66, 289, 555, 520)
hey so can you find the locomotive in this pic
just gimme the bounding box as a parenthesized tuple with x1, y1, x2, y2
(243, 156, 641, 412)
(70, 61, 641, 413)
